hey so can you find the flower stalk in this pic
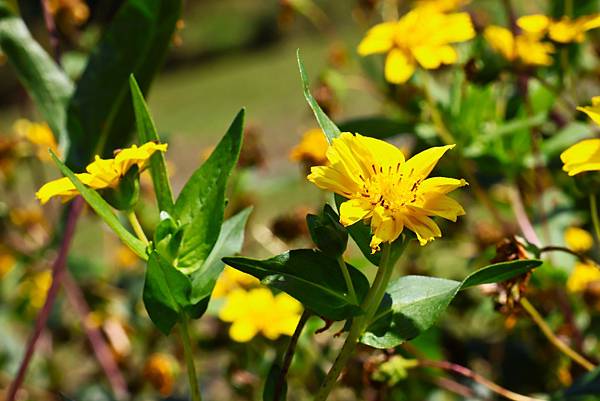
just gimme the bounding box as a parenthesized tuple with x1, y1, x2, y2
(127, 211, 148, 245)
(589, 194, 600, 246)
(337, 257, 357, 304)
(179, 314, 203, 401)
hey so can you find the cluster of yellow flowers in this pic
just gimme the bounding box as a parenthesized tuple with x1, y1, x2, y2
(357, 5, 475, 83)
(35, 142, 167, 204)
(214, 266, 303, 342)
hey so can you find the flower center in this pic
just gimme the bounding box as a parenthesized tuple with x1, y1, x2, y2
(358, 163, 422, 212)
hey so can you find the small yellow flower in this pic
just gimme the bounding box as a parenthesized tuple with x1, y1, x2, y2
(567, 262, 600, 293)
(564, 227, 594, 252)
(548, 14, 600, 43)
(358, 7, 474, 84)
(144, 353, 178, 396)
(484, 25, 554, 66)
(308, 133, 467, 251)
(0, 248, 16, 278)
(35, 142, 167, 204)
(289, 128, 329, 167)
(561, 97, 600, 176)
(218, 288, 302, 342)
(213, 265, 259, 299)
(13, 119, 59, 162)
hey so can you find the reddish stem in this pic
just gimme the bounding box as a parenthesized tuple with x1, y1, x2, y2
(39, 0, 62, 61)
(62, 272, 130, 400)
(6, 197, 83, 401)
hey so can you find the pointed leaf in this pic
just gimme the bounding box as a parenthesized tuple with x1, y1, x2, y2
(297, 49, 340, 143)
(0, 3, 73, 148)
(189, 207, 252, 305)
(50, 151, 147, 259)
(143, 251, 191, 335)
(130, 75, 174, 212)
(224, 249, 369, 321)
(362, 259, 542, 348)
(174, 109, 244, 272)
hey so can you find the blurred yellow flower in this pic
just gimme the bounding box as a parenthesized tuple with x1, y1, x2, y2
(218, 288, 302, 342)
(289, 128, 329, 167)
(0, 248, 16, 278)
(115, 244, 140, 269)
(567, 262, 600, 292)
(36, 142, 167, 204)
(561, 97, 600, 176)
(517, 15, 551, 35)
(484, 25, 554, 66)
(19, 270, 52, 310)
(213, 265, 259, 299)
(564, 227, 594, 252)
(357, 7, 474, 83)
(13, 119, 59, 162)
(47, 0, 90, 26)
(9, 205, 48, 230)
(308, 133, 466, 251)
(144, 353, 178, 396)
(548, 14, 600, 43)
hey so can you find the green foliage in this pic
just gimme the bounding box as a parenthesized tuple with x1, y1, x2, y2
(130, 75, 174, 213)
(143, 251, 191, 335)
(296, 49, 340, 143)
(0, 1, 73, 148)
(66, 0, 183, 169)
(174, 109, 245, 273)
(554, 366, 600, 400)
(263, 361, 287, 401)
(338, 116, 414, 139)
(224, 249, 370, 321)
(49, 152, 148, 260)
(306, 205, 348, 258)
(362, 259, 543, 348)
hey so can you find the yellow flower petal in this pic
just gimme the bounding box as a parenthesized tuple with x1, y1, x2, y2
(401, 145, 455, 182)
(441, 12, 475, 43)
(229, 319, 259, 342)
(484, 26, 515, 61)
(577, 98, 600, 126)
(517, 14, 550, 35)
(357, 22, 396, 55)
(567, 263, 600, 293)
(564, 227, 594, 253)
(385, 49, 416, 84)
(560, 139, 600, 176)
(339, 198, 373, 227)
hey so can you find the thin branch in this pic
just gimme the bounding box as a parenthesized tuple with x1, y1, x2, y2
(274, 310, 311, 401)
(7, 197, 83, 401)
(62, 272, 129, 400)
(419, 359, 544, 401)
(39, 0, 61, 61)
(508, 187, 541, 247)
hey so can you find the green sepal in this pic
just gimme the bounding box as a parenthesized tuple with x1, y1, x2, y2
(99, 166, 140, 211)
(306, 204, 348, 258)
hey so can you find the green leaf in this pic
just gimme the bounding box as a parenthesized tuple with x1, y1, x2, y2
(296, 49, 340, 143)
(174, 109, 245, 272)
(0, 3, 73, 148)
(66, 0, 182, 169)
(337, 116, 413, 139)
(224, 249, 370, 321)
(143, 251, 191, 335)
(189, 207, 252, 305)
(263, 361, 287, 401)
(129, 74, 174, 213)
(306, 205, 347, 258)
(362, 259, 542, 348)
(50, 151, 148, 260)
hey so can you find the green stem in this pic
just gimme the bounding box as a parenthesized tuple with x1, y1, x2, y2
(127, 211, 148, 244)
(179, 314, 203, 401)
(590, 194, 600, 246)
(314, 243, 400, 401)
(337, 257, 357, 304)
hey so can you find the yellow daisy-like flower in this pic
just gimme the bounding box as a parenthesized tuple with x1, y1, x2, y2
(35, 142, 167, 204)
(289, 128, 329, 167)
(484, 25, 555, 66)
(564, 227, 594, 252)
(561, 97, 600, 176)
(13, 118, 59, 162)
(548, 14, 600, 43)
(357, 7, 475, 84)
(212, 265, 259, 299)
(567, 262, 600, 293)
(218, 288, 302, 342)
(308, 132, 467, 251)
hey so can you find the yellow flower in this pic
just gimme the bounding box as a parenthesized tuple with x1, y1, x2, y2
(13, 119, 59, 162)
(564, 227, 594, 252)
(289, 128, 329, 167)
(36, 142, 167, 204)
(561, 97, 600, 176)
(0, 248, 16, 278)
(517, 15, 551, 35)
(213, 265, 259, 299)
(19, 270, 53, 310)
(567, 262, 600, 293)
(307, 133, 467, 251)
(357, 7, 474, 84)
(218, 288, 302, 342)
(484, 25, 554, 66)
(576, 96, 600, 126)
(548, 14, 600, 43)
(144, 353, 178, 396)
